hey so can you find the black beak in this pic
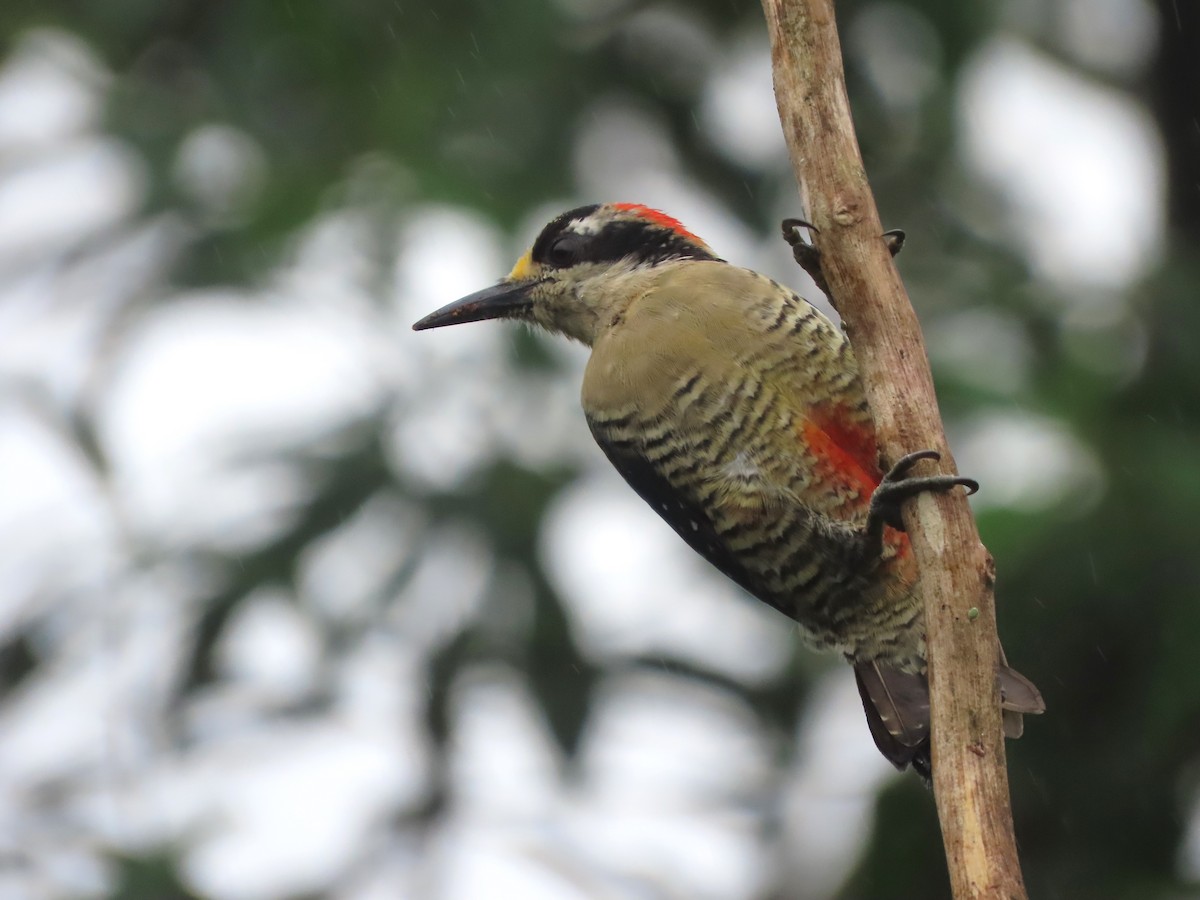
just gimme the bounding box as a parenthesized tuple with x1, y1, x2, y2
(412, 280, 538, 331)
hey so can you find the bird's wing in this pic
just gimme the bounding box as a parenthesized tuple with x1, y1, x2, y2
(583, 262, 885, 521)
(581, 262, 898, 620)
(584, 421, 797, 620)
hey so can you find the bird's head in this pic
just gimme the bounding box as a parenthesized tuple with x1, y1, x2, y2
(412, 203, 720, 345)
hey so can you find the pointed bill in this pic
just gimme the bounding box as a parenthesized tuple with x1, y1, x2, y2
(412, 279, 538, 331)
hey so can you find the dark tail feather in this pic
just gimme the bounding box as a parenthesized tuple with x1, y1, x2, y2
(910, 745, 932, 785)
(853, 661, 931, 772)
(854, 655, 1045, 779)
(998, 657, 1046, 738)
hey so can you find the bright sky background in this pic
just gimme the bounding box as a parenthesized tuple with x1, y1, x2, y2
(0, 4, 1173, 897)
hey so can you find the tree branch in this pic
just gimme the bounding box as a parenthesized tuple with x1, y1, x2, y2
(760, 1, 1029, 897)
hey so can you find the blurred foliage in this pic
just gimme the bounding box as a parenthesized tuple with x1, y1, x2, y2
(3, 0, 1200, 898)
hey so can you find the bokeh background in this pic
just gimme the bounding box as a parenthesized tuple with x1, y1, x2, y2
(1, 0, 1197, 897)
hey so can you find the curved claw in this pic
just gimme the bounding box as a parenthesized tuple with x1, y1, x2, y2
(882, 229, 906, 257)
(884, 449, 942, 482)
(869, 450, 978, 535)
(781, 218, 819, 243)
(780, 218, 829, 297)
(781, 219, 905, 308)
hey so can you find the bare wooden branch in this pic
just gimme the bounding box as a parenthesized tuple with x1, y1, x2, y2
(760, 1, 1029, 897)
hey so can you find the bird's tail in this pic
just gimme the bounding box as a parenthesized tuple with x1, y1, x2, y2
(853, 661, 931, 774)
(997, 648, 1046, 738)
(853, 655, 1045, 781)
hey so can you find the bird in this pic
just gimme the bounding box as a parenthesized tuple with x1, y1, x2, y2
(412, 202, 1044, 778)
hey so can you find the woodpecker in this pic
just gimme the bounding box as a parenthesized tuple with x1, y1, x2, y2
(413, 202, 1044, 777)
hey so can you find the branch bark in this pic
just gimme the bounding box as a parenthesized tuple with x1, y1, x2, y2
(760, 1, 1029, 897)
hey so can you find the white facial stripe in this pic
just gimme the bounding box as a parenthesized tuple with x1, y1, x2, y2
(569, 215, 604, 235)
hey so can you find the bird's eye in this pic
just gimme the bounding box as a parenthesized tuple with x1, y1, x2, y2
(547, 234, 585, 267)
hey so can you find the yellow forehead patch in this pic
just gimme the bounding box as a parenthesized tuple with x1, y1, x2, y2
(507, 249, 535, 281)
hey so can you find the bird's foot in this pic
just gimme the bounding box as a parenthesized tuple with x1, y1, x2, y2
(780, 218, 830, 296)
(865, 450, 978, 552)
(780, 218, 906, 300)
(882, 229, 906, 257)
